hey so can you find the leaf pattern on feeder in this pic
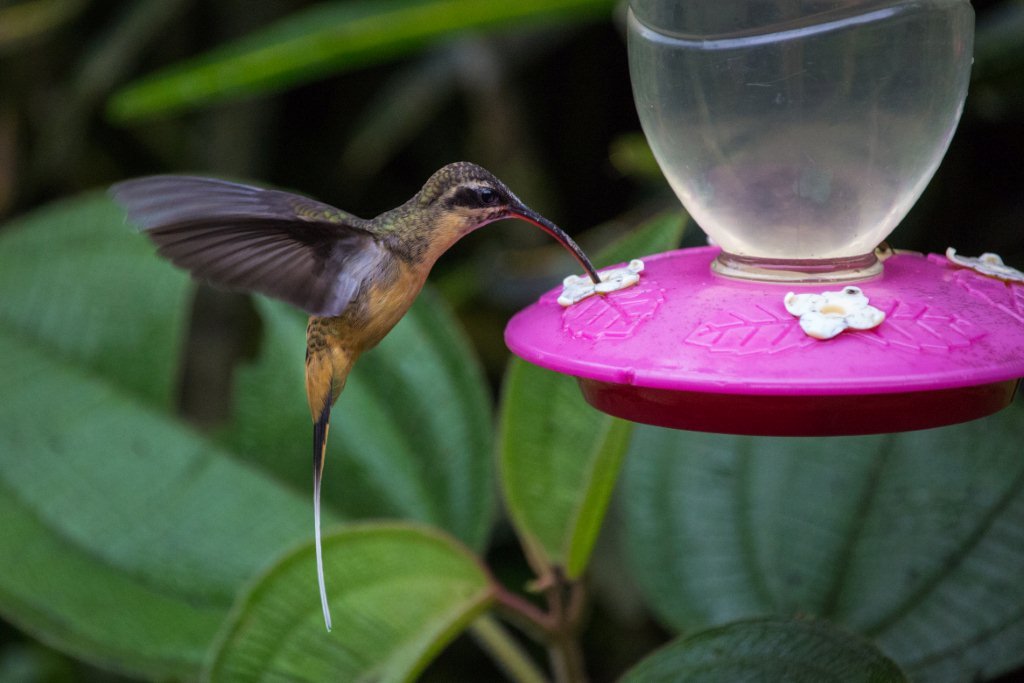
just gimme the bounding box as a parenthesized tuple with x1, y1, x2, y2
(560, 285, 664, 341)
(945, 267, 1024, 325)
(684, 298, 982, 355)
(859, 300, 985, 352)
(683, 305, 817, 354)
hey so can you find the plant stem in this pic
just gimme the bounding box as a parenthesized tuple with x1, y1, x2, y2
(470, 614, 551, 683)
(493, 580, 557, 636)
(489, 569, 590, 683)
(544, 575, 588, 683)
(547, 632, 587, 683)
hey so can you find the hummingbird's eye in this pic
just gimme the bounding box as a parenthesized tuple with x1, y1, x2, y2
(477, 188, 499, 205)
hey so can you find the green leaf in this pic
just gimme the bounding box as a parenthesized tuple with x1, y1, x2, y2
(0, 196, 218, 678)
(622, 402, 1024, 682)
(498, 359, 633, 578)
(205, 523, 494, 683)
(0, 288, 313, 677)
(620, 618, 907, 683)
(498, 213, 685, 579)
(222, 287, 495, 551)
(609, 131, 663, 182)
(0, 194, 189, 407)
(107, 0, 616, 121)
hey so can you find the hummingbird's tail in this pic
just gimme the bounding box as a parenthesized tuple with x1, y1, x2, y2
(306, 316, 354, 632)
(313, 400, 333, 631)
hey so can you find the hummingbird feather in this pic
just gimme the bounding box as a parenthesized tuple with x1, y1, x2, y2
(111, 176, 385, 317)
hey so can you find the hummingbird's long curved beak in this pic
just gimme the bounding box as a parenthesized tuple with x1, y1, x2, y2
(509, 206, 602, 285)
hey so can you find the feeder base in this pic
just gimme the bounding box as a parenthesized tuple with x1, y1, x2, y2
(505, 247, 1024, 436)
(579, 378, 1020, 436)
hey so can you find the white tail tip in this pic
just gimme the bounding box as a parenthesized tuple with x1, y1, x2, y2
(315, 478, 333, 631)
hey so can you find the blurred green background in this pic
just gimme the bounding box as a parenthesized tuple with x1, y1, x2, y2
(1, 0, 1022, 681)
(1, 0, 1022, 319)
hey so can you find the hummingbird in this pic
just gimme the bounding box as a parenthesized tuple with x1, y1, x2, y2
(111, 162, 601, 630)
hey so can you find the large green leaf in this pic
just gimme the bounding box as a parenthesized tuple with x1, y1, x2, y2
(107, 0, 616, 121)
(622, 402, 1024, 682)
(620, 618, 907, 683)
(498, 358, 633, 579)
(205, 523, 494, 683)
(498, 213, 685, 579)
(0, 194, 188, 407)
(0, 335, 313, 678)
(0, 195, 315, 677)
(222, 287, 495, 551)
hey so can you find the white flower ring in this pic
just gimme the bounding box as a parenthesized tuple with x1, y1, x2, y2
(784, 286, 886, 340)
(946, 248, 1024, 283)
(559, 259, 645, 307)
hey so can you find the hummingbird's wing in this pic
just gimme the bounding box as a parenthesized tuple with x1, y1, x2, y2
(111, 175, 384, 317)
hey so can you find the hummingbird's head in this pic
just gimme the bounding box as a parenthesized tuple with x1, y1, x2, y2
(417, 162, 524, 232)
(417, 162, 601, 283)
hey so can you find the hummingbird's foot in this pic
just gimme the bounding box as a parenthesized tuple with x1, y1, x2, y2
(558, 259, 645, 307)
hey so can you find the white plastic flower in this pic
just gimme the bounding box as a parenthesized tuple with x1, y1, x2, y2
(784, 286, 885, 340)
(946, 248, 1024, 283)
(558, 259, 645, 307)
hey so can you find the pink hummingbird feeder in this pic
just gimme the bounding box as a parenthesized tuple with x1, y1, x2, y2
(505, 0, 1024, 436)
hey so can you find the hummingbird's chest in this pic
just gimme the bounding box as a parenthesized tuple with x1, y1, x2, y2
(318, 255, 428, 355)
(360, 260, 428, 345)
